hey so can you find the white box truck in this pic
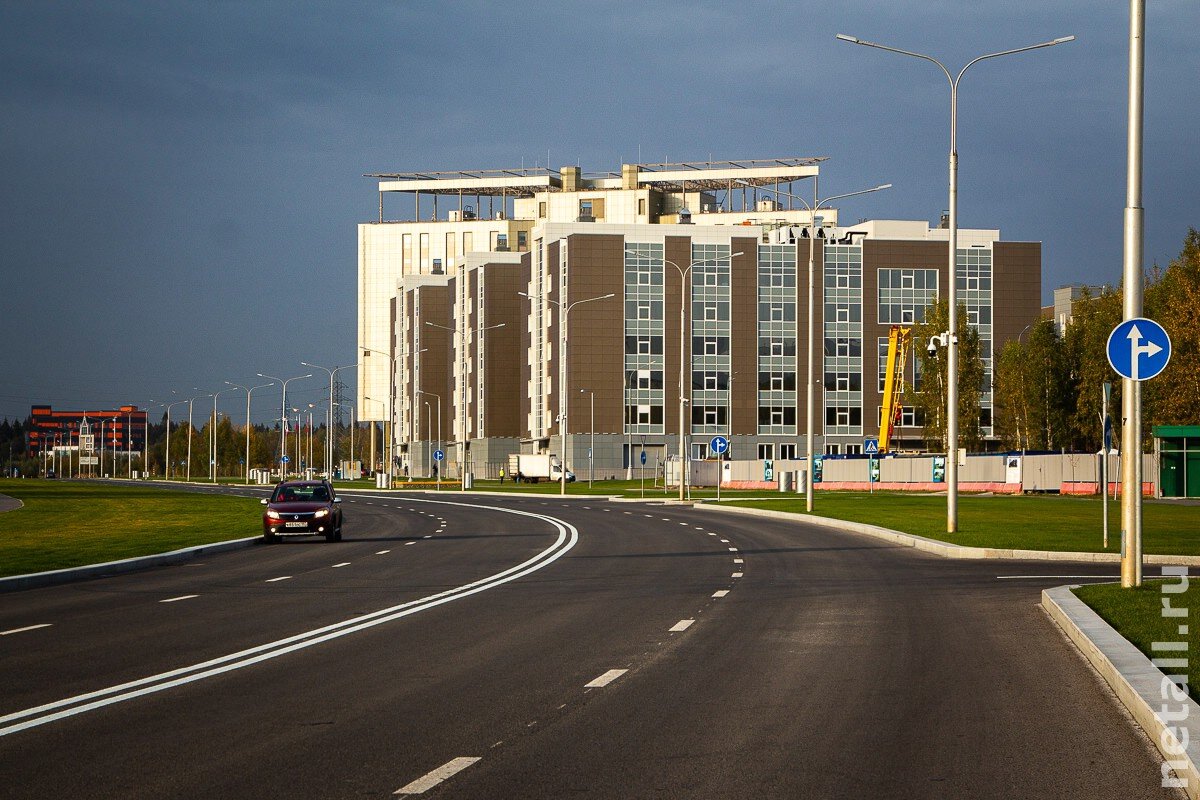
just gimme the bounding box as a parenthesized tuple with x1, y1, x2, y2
(507, 453, 575, 483)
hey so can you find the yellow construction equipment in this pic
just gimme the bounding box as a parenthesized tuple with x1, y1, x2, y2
(879, 325, 912, 453)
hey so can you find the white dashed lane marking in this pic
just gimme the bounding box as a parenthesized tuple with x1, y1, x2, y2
(585, 669, 629, 688)
(405, 542, 416, 547)
(734, 558, 744, 564)
(0, 624, 52, 636)
(395, 757, 482, 795)
(332, 563, 351, 569)
(728, 547, 738, 552)
(732, 572, 743, 578)
(712, 590, 730, 598)
(376, 550, 391, 555)
(265, 576, 292, 583)
(160, 595, 198, 603)
(669, 619, 695, 632)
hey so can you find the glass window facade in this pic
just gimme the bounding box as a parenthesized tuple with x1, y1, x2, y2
(758, 245, 798, 435)
(823, 245, 863, 436)
(692, 243, 732, 435)
(625, 243, 665, 434)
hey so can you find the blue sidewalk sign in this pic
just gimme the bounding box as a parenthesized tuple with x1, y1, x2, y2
(710, 435, 730, 455)
(433, 449, 445, 461)
(640, 450, 647, 465)
(1107, 317, 1171, 381)
(863, 438, 879, 455)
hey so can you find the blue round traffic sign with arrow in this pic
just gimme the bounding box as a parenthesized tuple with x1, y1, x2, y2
(432, 449, 445, 461)
(710, 435, 730, 455)
(1107, 317, 1171, 381)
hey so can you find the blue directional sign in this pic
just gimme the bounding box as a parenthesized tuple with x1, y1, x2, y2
(863, 438, 879, 455)
(1107, 317, 1171, 381)
(432, 449, 445, 462)
(281, 455, 290, 464)
(640, 450, 647, 465)
(710, 435, 730, 455)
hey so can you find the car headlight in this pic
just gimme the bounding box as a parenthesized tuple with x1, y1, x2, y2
(266, 509, 281, 519)
(314, 508, 329, 519)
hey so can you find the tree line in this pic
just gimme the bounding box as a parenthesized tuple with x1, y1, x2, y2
(911, 228, 1200, 453)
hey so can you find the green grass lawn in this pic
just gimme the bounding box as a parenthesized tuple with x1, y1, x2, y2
(724, 492, 1200, 555)
(1074, 579, 1198, 701)
(0, 479, 261, 578)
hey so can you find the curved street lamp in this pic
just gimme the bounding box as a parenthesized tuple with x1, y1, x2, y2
(836, 31, 1074, 532)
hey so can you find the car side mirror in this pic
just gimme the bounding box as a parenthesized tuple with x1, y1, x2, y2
(333, 497, 342, 504)
(260, 498, 268, 505)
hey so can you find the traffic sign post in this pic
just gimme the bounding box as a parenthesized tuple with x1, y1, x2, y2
(863, 438, 879, 455)
(710, 436, 729, 502)
(433, 449, 444, 490)
(1107, 316, 1172, 587)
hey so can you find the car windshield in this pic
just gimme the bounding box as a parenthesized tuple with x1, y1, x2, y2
(273, 485, 330, 503)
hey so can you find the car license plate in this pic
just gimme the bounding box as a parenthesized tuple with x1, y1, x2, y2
(284, 521, 307, 528)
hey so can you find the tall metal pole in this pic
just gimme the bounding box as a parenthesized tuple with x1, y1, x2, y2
(836, 32, 1074, 533)
(678, 262, 687, 502)
(165, 397, 186, 480)
(807, 176, 818, 512)
(1121, 0, 1145, 588)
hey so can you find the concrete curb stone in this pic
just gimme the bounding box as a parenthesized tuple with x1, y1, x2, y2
(696, 502, 1200, 565)
(1042, 585, 1200, 799)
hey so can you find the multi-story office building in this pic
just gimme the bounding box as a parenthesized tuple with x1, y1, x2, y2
(358, 160, 1040, 477)
(27, 404, 147, 458)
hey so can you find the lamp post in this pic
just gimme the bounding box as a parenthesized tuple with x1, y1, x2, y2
(837, 31, 1074, 533)
(209, 386, 239, 482)
(520, 290, 615, 496)
(362, 348, 402, 484)
(334, 401, 355, 474)
(301, 361, 358, 480)
(739, 178, 891, 513)
(417, 390, 442, 485)
(186, 391, 212, 482)
(257, 372, 311, 479)
(580, 388, 594, 486)
(165, 396, 187, 480)
(426, 321, 506, 489)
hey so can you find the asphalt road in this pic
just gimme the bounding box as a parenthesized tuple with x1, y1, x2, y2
(0, 487, 1182, 799)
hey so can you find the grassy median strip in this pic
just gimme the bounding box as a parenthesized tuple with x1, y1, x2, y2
(1074, 579, 1198, 702)
(0, 479, 261, 578)
(724, 492, 1200, 555)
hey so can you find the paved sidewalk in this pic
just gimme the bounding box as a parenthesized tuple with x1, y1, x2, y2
(0, 493, 22, 513)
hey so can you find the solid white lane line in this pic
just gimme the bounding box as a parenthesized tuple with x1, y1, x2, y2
(376, 550, 391, 555)
(160, 595, 198, 603)
(585, 669, 628, 688)
(332, 563, 351, 569)
(395, 757, 481, 795)
(266, 576, 292, 583)
(0, 497, 581, 740)
(669, 619, 695, 632)
(996, 575, 1120, 580)
(1, 624, 52, 636)
(732, 572, 743, 578)
(712, 590, 730, 598)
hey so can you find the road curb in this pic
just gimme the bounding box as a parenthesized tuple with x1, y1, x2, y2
(695, 503, 1200, 565)
(1042, 585, 1200, 798)
(0, 537, 261, 593)
(0, 493, 24, 514)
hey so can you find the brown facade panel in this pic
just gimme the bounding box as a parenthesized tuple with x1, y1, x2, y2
(564, 234, 624, 434)
(480, 259, 527, 439)
(729, 240, 759, 435)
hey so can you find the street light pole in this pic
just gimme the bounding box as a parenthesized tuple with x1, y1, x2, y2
(258, 372, 311, 480)
(520, 290, 615, 496)
(186, 392, 212, 482)
(165, 396, 186, 480)
(837, 31, 1074, 532)
(301, 361, 358, 480)
(1120, 0, 1145, 587)
(580, 388, 594, 486)
(742, 177, 891, 513)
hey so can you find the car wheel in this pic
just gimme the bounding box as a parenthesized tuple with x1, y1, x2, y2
(326, 529, 341, 542)
(263, 531, 276, 544)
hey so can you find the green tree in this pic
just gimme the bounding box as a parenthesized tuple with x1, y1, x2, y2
(1061, 286, 1122, 450)
(912, 299, 986, 451)
(1146, 228, 1200, 426)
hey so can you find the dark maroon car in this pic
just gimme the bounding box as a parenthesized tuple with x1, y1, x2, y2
(261, 480, 343, 542)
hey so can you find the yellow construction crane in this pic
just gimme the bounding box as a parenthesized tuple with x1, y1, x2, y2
(879, 325, 912, 453)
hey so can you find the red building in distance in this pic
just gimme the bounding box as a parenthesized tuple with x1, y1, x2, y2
(27, 404, 148, 458)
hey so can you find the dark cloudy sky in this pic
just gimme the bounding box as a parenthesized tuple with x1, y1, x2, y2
(1, 1, 1196, 422)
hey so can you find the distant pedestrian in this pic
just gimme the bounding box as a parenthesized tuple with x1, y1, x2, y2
(515, 470, 522, 484)
(499, 467, 506, 482)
